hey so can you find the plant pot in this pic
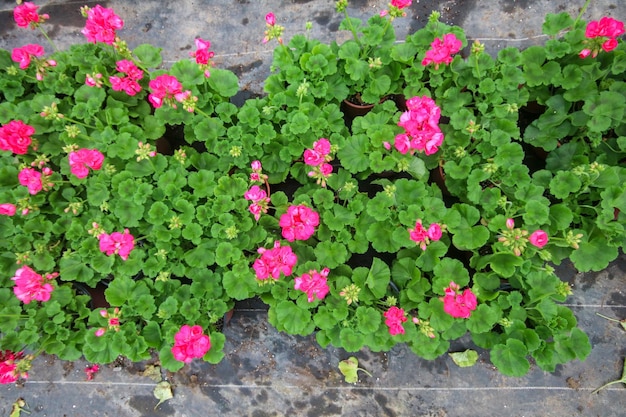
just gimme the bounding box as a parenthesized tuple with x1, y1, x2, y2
(73, 282, 110, 309)
(429, 164, 450, 196)
(341, 98, 375, 129)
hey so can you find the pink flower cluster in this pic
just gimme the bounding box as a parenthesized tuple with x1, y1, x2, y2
(394, 96, 444, 156)
(11, 43, 56, 79)
(244, 185, 270, 221)
(580, 17, 625, 58)
(252, 241, 298, 281)
(171, 324, 211, 363)
(81, 5, 124, 45)
(95, 307, 121, 337)
(422, 33, 462, 68)
(294, 268, 330, 302)
(148, 74, 190, 109)
(68, 148, 104, 179)
(0, 350, 29, 384)
(0, 120, 35, 155)
(279, 205, 319, 242)
(0, 203, 16, 216)
(442, 281, 477, 319)
(13, 2, 49, 29)
(303, 138, 333, 187)
(12, 265, 56, 304)
(19, 166, 53, 195)
(84, 364, 100, 381)
(190, 37, 214, 77)
(384, 306, 407, 336)
(262, 12, 284, 45)
(408, 219, 443, 250)
(249, 160, 268, 183)
(391, 0, 412, 7)
(98, 229, 135, 260)
(109, 60, 143, 96)
(529, 229, 548, 248)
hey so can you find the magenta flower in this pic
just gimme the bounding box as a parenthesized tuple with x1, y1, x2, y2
(171, 325, 211, 363)
(13, 2, 49, 29)
(421, 33, 462, 68)
(294, 268, 330, 302)
(441, 282, 477, 319)
(528, 230, 548, 248)
(0, 120, 35, 155)
(279, 205, 319, 241)
(580, 17, 624, 58)
(148, 74, 186, 108)
(391, 0, 412, 9)
(252, 241, 298, 281)
(81, 5, 124, 45)
(409, 219, 443, 250)
(265, 13, 276, 26)
(18, 168, 44, 195)
(384, 306, 408, 336)
(395, 96, 444, 155)
(11, 43, 44, 69)
(0, 350, 30, 384)
(68, 148, 104, 179)
(190, 37, 215, 77)
(11, 265, 56, 304)
(0, 203, 16, 216)
(98, 229, 135, 260)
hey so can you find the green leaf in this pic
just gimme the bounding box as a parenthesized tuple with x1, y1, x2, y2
(104, 276, 135, 306)
(208, 69, 239, 97)
(490, 339, 530, 377)
(542, 12, 574, 36)
(549, 171, 581, 199)
(356, 306, 381, 334)
(338, 135, 370, 173)
(340, 328, 365, 352)
(133, 44, 163, 68)
(314, 241, 349, 269)
(274, 301, 312, 335)
(449, 349, 479, 367)
(570, 237, 619, 272)
(204, 332, 226, 364)
(466, 304, 501, 333)
(154, 381, 174, 410)
(366, 258, 391, 298)
(338, 356, 372, 383)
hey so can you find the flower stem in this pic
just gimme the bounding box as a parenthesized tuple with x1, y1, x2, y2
(574, 0, 592, 27)
(39, 26, 58, 52)
(62, 117, 97, 130)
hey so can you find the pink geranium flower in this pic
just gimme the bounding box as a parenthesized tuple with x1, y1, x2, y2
(81, 5, 124, 45)
(409, 220, 443, 250)
(441, 281, 477, 319)
(244, 185, 270, 221)
(171, 325, 211, 363)
(98, 229, 135, 260)
(0, 350, 30, 384)
(580, 17, 625, 58)
(11, 265, 56, 304)
(294, 268, 330, 302)
(422, 33, 462, 68)
(279, 205, 319, 241)
(252, 241, 298, 281)
(68, 148, 104, 179)
(395, 96, 444, 155)
(528, 230, 548, 248)
(13, 2, 49, 29)
(11, 43, 44, 69)
(148, 74, 186, 108)
(190, 37, 215, 77)
(391, 0, 412, 9)
(0, 203, 16, 216)
(18, 168, 43, 195)
(384, 306, 408, 335)
(0, 120, 35, 155)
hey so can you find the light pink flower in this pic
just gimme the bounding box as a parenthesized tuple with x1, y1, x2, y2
(18, 168, 43, 195)
(528, 230, 548, 248)
(94, 328, 106, 337)
(11, 265, 55, 304)
(427, 223, 442, 241)
(441, 281, 477, 319)
(82, 5, 124, 45)
(384, 306, 407, 335)
(0, 203, 16, 216)
(11, 43, 44, 69)
(171, 325, 211, 363)
(14, 2, 48, 28)
(294, 268, 330, 302)
(422, 33, 462, 68)
(253, 241, 298, 281)
(0, 120, 35, 154)
(98, 229, 135, 260)
(279, 205, 319, 241)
